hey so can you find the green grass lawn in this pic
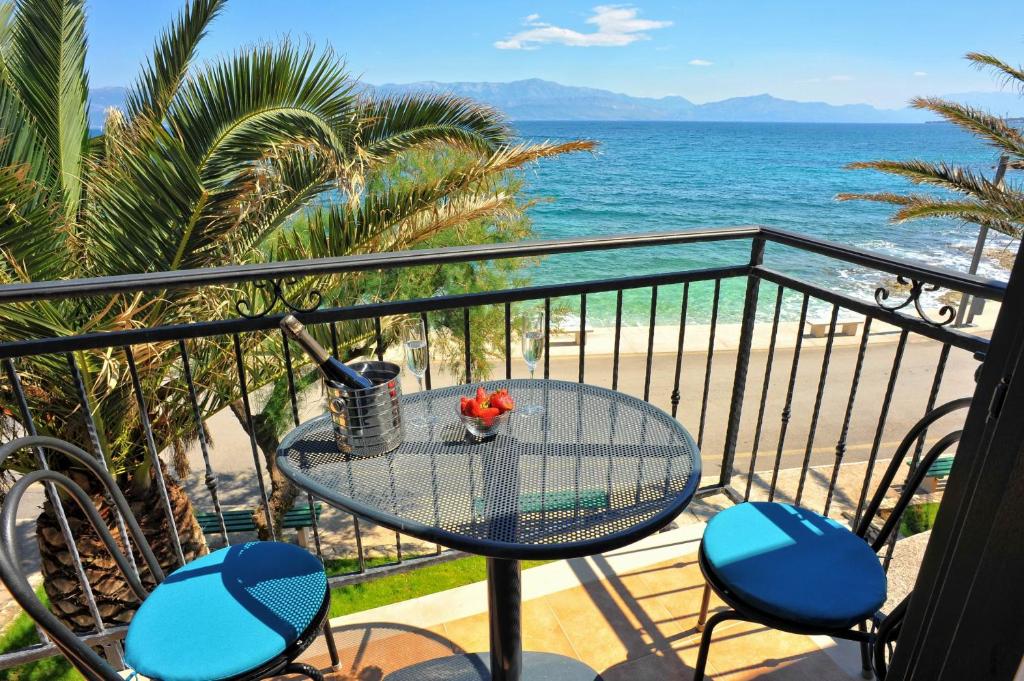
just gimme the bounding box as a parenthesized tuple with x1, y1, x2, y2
(900, 502, 941, 536)
(0, 589, 81, 681)
(327, 554, 548, 618)
(0, 553, 547, 679)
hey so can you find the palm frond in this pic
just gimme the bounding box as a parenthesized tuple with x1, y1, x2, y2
(966, 52, 1024, 93)
(85, 122, 209, 274)
(165, 40, 357, 183)
(5, 0, 88, 219)
(837, 191, 1022, 237)
(0, 158, 69, 279)
(125, 0, 226, 122)
(356, 93, 512, 160)
(846, 159, 1009, 201)
(912, 97, 1024, 159)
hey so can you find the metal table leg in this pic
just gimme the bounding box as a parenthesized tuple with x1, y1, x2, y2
(487, 558, 523, 681)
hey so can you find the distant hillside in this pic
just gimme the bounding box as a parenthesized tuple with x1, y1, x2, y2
(371, 79, 929, 124)
(86, 80, 1024, 128)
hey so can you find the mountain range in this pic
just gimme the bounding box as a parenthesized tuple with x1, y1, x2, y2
(88, 79, 1024, 128)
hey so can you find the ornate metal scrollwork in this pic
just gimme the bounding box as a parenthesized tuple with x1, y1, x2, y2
(235, 278, 323, 319)
(874, 275, 956, 327)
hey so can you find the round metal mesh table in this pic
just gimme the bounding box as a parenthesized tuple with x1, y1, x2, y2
(277, 379, 701, 560)
(277, 379, 701, 681)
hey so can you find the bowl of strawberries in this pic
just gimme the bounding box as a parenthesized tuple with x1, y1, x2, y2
(459, 386, 515, 440)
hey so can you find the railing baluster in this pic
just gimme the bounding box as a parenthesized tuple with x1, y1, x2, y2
(794, 304, 840, 506)
(671, 283, 689, 418)
(721, 237, 764, 487)
(231, 333, 276, 540)
(769, 293, 810, 501)
(911, 344, 951, 467)
(853, 330, 909, 526)
(504, 302, 512, 380)
(3, 360, 108, 657)
(328, 321, 340, 356)
(643, 286, 658, 401)
(281, 329, 301, 425)
(697, 279, 721, 450)
(65, 352, 138, 578)
(353, 515, 366, 573)
(612, 290, 624, 391)
(823, 317, 873, 517)
(578, 294, 587, 383)
(373, 317, 385, 361)
(125, 346, 187, 567)
(329, 320, 367, 571)
(178, 340, 229, 545)
(543, 298, 551, 379)
(421, 312, 433, 390)
(463, 308, 472, 383)
(281, 332, 341, 667)
(744, 285, 784, 500)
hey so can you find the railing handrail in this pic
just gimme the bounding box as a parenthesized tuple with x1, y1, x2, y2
(760, 226, 1006, 301)
(0, 226, 759, 304)
(0, 264, 748, 359)
(0, 225, 1005, 305)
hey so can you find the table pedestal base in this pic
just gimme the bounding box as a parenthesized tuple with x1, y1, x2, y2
(383, 652, 602, 680)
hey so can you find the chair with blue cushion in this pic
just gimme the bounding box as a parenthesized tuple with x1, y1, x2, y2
(693, 398, 970, 680)
(0, 436, 338, 681)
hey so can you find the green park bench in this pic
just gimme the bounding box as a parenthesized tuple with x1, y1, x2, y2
(196, 504, 323, 546)
(473, 489, 609, 517)
(910, 456, 954, 493)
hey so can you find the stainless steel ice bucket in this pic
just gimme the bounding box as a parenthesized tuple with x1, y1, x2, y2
(325, 361, 404, 456)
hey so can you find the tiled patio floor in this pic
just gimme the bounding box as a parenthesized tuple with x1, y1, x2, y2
(288, 522, 866, 681)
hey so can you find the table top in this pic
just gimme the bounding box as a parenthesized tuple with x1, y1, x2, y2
(276, 379, 701, 560)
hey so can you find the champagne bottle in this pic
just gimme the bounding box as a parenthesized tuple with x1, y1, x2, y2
(280, 315, 374, 389)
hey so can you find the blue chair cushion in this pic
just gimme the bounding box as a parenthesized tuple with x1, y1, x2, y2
(702, 502, 886, 629)
(124, 542, 327, 681)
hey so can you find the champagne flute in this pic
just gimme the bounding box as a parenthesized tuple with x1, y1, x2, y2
(401, 317, 435, 425)
(520, 311, 545, 416)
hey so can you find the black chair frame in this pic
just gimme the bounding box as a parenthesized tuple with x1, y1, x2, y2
(693, 397, 971, 681)
(0, 436, 332, 681)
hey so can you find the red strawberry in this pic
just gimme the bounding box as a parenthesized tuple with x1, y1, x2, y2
(460, 396, 471, 415)
(491, 391, 515, 413)
(468, 398, 485, 417)
(476, 386, 488, 405)
(478, 406, 500, 426)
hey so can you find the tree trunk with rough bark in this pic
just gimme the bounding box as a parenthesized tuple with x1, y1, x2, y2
(229, 400, 298, 540)
(36, 463, 206, 631)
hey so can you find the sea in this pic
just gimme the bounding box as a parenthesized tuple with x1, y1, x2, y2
(513, 121, 1012, 325)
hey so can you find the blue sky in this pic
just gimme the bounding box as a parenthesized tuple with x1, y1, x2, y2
(85, 1, 1022, 109)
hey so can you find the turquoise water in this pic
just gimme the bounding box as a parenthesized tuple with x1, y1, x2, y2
(514, 121, 1007, 325)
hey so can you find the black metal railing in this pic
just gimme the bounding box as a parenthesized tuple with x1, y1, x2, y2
(0, 225, 1004, 671)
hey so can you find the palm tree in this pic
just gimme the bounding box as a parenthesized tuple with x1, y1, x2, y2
(0, 0, 591, 631)
(838, 51, 1024, 237)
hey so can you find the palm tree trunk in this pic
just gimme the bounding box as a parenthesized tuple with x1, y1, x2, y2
(36, 463, 206, 632)
(229, 400, 298, 540)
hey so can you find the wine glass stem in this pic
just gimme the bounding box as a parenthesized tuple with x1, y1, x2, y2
(417, 375, 424, 393)
(529, 367, 535, 380)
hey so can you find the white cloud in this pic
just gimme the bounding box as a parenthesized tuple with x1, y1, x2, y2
(913, 71, 928, 77)
(688, 58, 713, 66)
(495, 6, 672, 50)
(828, 74, 854, 82)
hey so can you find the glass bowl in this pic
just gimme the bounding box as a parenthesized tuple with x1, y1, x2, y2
(458, 410, 511, 440)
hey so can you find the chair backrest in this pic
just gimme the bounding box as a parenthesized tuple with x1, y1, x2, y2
(854, 397, 971, 552)
(0, 436, 166, 681)
(851, 398, 971, 680)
